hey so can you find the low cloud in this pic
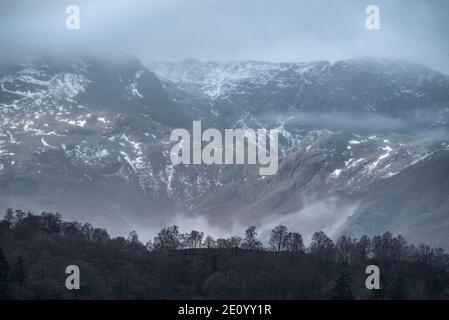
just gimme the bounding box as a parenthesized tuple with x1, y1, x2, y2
(257, 197, 359, 244)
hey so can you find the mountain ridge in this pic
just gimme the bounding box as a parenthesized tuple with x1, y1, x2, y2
(0, 54, 448, 246)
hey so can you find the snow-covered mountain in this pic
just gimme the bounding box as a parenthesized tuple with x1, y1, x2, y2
(0, 55, 191, 234)
(149, 58, 449, 131)
(1, 55, 449, 246)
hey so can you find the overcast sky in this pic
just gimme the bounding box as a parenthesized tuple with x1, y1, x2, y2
(1, 0, 449, 73)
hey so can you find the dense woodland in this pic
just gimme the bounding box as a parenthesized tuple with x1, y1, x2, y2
(1, 209, 449, 299)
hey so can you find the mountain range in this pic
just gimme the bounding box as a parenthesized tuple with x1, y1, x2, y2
(1, 55, 448, 247)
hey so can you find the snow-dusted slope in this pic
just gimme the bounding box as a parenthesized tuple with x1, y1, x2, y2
(149, 58, 449, 128)
(148, 58, 449, 246)
(1, 55, 449, 245)
(149, 59, 301, 99)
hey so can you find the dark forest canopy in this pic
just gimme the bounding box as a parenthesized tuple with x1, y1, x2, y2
(1, 209, 449, 300)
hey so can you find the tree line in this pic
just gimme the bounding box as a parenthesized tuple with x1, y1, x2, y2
(1, 208, 449, 299)
(151, 218, 448, 269)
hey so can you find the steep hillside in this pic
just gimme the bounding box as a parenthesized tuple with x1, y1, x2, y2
(0, 55, 448, 245)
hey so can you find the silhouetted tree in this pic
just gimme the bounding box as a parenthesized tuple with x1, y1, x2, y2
(41, 212, 62, 234)
(355, 235, 371, 264)
(4, 208, 14, 226)
(62, 221, 82, 238)
(93, 228, 110, 243)
(310, 231, 334, 263)
(418, 244, 433, 265)
(81, 223, 95, 241)
(242, 226, 263, 250)
(204, 235, 216, 249)
(228, 236, 242, 250)
(432, 248, 448, 268)
(335, 236, 355, 265)
(371, 231, 409, 262)
(1, 209, 448, 300)
(127, 230, 140, 245)
(153, 225, 181, 251)
(216, 238, 229, 249)
(14, 210, 26, 224)
(182, 230, 204, 249)
(269, 226, 289, 252)
(391, 235, 407, 261)
(285, 232, 305, 253)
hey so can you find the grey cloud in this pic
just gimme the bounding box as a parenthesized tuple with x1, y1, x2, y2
(1, 0, 449, 73)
